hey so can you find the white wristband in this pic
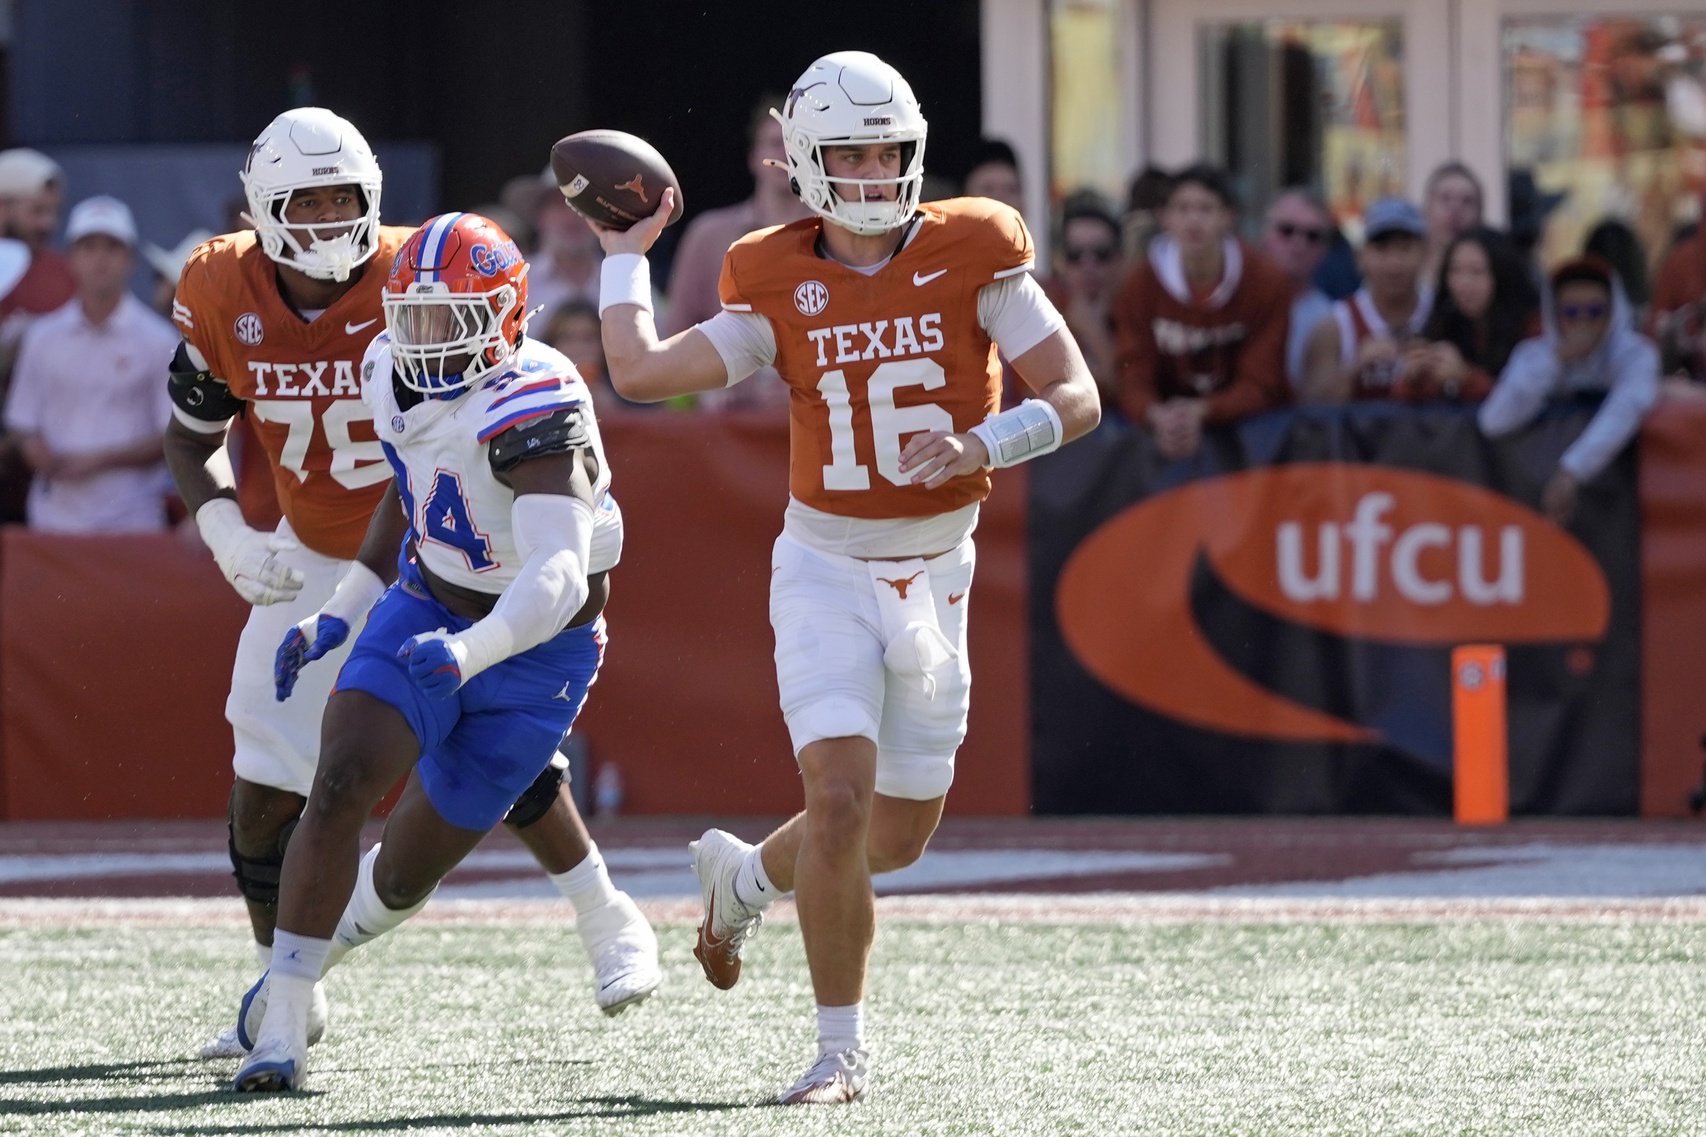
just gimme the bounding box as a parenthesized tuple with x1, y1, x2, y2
(447, 615, 516, 684)
(321, 561, 386, 626)
(968, 399, 1064, 469)
(195, 497, 251, 560)
(598, 253, 653, 316)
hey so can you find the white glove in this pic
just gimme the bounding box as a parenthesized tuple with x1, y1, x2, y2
(196, 498, 305, 606)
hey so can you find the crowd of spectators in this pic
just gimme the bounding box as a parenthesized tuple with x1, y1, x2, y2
(1086, 156, 1706, 522)
(0, 153, 178, 534)
(7, 115, 1706, 535)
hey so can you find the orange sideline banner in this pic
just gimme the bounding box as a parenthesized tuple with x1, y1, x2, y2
(5, 403, 1702, 820)
(1638, 401, 1706, 817)
(0, 414, 1031, 819)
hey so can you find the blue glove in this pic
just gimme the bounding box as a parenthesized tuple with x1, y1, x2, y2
(398, 632, 464, 700)
(273, 615, 351, 702)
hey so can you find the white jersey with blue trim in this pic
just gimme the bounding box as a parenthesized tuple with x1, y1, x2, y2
(361, 333, 622, 594)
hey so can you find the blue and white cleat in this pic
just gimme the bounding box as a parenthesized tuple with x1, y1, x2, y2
(237, 970, 328, 1051)
(233, 1034, 307, 1093)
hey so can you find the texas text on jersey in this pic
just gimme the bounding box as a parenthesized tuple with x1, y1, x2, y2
(361, 333, 623, 590)
(170, 226, 413, 559)
(717, 196, 1033, 520)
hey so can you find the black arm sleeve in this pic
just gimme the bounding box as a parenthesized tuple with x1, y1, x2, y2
(487, 404, 594, 474)
(167, 341, 245, 423)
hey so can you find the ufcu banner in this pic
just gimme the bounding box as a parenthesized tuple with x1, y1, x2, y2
(1029, 402, 1639, 815)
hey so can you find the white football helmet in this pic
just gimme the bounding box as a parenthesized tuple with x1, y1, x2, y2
(775, 51, 927, 236)
(240, 108, 382, 283)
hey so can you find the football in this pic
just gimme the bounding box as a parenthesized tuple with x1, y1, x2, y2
(549, 129, 685, 231)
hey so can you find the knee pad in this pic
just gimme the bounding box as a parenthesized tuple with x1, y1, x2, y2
(227, 791, 304, 906)
(501, 753, 567, 830)
(874, 750, 956, 801)
(785, 698, 879, 756)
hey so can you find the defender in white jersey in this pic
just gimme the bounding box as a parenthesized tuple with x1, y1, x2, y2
(170, 118, 656, 1063)
(592, 53, 1101, 1103)
(236, 213, 651, 1093)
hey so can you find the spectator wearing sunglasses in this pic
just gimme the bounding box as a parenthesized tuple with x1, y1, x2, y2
(1402, 228, 1538, 403)
(1046, 193, 1124, 409)
(1112, 164, 1291, 460)
(1479, 256, 1659, 524)
(1261, 188, 1335, 388)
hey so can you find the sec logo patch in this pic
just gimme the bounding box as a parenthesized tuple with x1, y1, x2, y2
(794, 280, 829, 317)
(233, 312, 264, 346)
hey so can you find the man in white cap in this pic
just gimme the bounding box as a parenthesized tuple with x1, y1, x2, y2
(2, 195, 178, 532)
(0, 148, 73, 322)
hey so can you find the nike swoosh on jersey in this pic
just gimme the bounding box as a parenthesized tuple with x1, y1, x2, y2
(948, 591, 966, 604)
(345, 318, 379, 335)
(912, 269, 948, 286)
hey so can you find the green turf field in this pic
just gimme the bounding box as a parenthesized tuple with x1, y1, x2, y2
(2, 910, 1704, 1135)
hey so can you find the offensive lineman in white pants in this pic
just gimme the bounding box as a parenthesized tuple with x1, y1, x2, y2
(164, 111, 658, 1060)
(590, 52, 1100, 1102)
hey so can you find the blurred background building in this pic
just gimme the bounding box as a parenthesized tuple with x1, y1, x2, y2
(1009, 0, 1706, 269)
(0, 0, 1699, 274)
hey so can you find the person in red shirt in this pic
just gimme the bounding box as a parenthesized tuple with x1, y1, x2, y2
(1649, 187, 1706, 378)
(1111, 164, 1291, 459)
(0, 148, 75, 330)
(0, 148, 76, 522)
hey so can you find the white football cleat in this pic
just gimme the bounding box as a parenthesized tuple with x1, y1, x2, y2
(576, 892, 661, 1016)
(196, 1024, 246, 1060)
(778, 1047, 870, 1105)
(689, 829, 763, 990)
(233, 1033, 308, 1093)
(237, 971, 328, 1051)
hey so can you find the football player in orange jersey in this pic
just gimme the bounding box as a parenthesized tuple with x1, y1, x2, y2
(592, 52, 1100, 1103)
(164, 109, 658, 1061)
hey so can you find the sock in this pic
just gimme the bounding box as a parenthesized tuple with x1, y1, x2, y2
(254, 942, 273, 969)
(255, 962, 317, 1047)
(549, 849, 622, 914)
(816, 1002, 865, 1057)
(269, 929, 331, 983)
(323, 843, 434, 973)
(733, 842, 779, 911)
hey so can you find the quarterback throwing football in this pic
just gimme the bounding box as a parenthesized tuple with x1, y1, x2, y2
(594, 51, 1100, 1103)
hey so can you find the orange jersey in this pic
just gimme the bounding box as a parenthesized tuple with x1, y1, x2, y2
(172, 227, 411, 559)
(718, 197, 1033, 519)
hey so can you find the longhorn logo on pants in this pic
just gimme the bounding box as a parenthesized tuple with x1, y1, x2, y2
(877, 571, 924, 600)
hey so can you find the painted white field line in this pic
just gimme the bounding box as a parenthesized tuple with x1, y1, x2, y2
(1212, 842, 1706, 899)
(0, 846, 1221, 895)
(3, 894, 1706, 928)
